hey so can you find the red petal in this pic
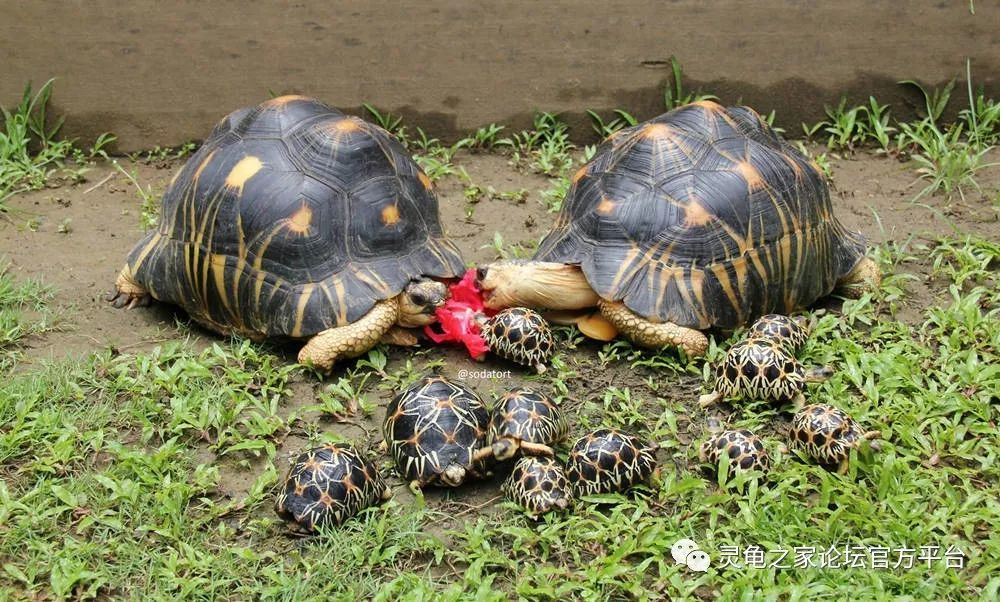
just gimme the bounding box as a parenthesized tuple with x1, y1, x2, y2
(422, 269, 491, 359)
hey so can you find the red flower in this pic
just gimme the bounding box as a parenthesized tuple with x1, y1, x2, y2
(424, 269, 493, 359)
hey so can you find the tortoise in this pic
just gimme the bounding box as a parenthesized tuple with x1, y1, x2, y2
(382, 375, 490, 493)
(473, 387, 568, 463)
(788, 403, 881, 473)
(698, 338, 832, 408)
(746, 314, 810, 354)
(275, 443, 391, 531)
(565, 429, 658, 495)
(503, 456, 573, 516)
(107, 96, 464, 371)
(478, 308, 555, 373)
(698, 417, 770, 475)
(475, 101, 880, 357)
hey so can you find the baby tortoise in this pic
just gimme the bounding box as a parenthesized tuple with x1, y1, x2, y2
(503, 456, 573, 516)
(275, 443, 391, 532)
(698, 417, 771, 476)
(747, 314, 810, 354)
(478, 307, 555, 373)
(474, 387, 568, 463)
(698, 338, 832, 409)
(565, 429, 658, 495)
(382, 376, 490, 493)
(789, 403, 881, 474)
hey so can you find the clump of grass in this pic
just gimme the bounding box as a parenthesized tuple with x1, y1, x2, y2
(662, 56, 718, 109)
(586, 109, 638, 139)
(0, 261, 53, 370)
(0, 79, 114, 212)
(113, 161, 160, 230)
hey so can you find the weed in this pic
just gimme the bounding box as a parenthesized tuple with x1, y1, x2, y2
(586, 109, 637, 139)
(113, 161, 160, 230)
(0, 262, 53, 370)
(662, 56, 718, 110)
(460, 124, 506, 151)
(362, 103, 406, 138)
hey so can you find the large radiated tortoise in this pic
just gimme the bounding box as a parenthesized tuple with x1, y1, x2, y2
(476, 101, 879, 357)
(108, 96, 464, 370)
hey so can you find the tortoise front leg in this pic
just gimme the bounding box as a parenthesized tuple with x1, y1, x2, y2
(836, 257, 881, 299)
(598, 300, 709, 357)
(298, 298, 398, 371)
(106, 264, 152, 309)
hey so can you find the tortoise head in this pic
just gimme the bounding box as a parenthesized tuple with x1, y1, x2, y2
(476, 261, 597, 311)
(441, 463, 467, 487)
(397, 279, 449, 328)
(491, 438, 518, 462)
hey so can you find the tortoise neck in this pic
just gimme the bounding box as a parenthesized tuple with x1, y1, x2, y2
(492, 262, 598, 310)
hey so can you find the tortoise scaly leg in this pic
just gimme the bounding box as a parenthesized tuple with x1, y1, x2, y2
(836, 457, 850, 475)
(599, 300, 709, 357)
(836, 257, 881, 299)
(518, 441, 556, 457)
(298, 298, 398, 372)
(379, 326, 419, 347)
(107, 264, 152, 309)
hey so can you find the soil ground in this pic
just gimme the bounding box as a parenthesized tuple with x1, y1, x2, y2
(1, 147, 998, 517)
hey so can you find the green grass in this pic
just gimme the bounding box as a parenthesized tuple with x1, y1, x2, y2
(0, 80, 114, 212)
(1, 237, 997, 600)
(0, 261, 53, 370)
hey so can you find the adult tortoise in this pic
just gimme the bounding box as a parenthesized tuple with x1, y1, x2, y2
(476, 101, 880, 357)
(108, 96, 465, 370)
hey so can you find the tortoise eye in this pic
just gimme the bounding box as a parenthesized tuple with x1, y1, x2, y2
(410, 292, 428, 305)
(476, 267, 488, 281)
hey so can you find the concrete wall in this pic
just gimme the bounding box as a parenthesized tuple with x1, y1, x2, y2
(2, 1, 996, 151)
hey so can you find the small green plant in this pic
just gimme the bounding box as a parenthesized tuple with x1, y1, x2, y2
(0, 261, 53, 370)
(460, 124, 505, 150)
(479, 232, 534, 260)
(586, 109, 637, 139)
(113, 160, 160, 230)
(803, 98, 865, 151)
(362, 103, 406, 138)
(128, 142, 197, 164)
(859, 97, 896, 152)
(499, 112, 575, 176)
(662, 56, 718, 109)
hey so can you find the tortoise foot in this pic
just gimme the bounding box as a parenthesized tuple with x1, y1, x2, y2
(108, 265, 152, 309)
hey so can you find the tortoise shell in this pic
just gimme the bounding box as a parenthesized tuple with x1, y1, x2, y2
(747, 314, 809, 354)
(382, 376, 490, 487)
(712, 339, 808, 403)
(790, 404, 877, 466)
(120, 96, 464, 338)
(488, 387, 568, 458)
(565, 429, 657, 495)
(274, 443, 389, 531)
(503, 457, 573, 515)
(533, 101, 867, 329)
(699, 429, 770, 474)
(482, 308, 555, 370)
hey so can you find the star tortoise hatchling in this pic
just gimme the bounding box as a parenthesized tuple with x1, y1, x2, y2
(275, 443, 391, 532)
(503, 456, 573, 516)
(746, 314, 810, 354)
(383, 376, 490, 493)
(698, 338, 832, 409)
(565, 429, 658, 495)
(473, 387, 568, 463)
(476, 101, 880, 357)
(698, 417, 770, 476)
(478, 308, 555, 373)
(789, 403, 881, 474)
(108, 96, 465, 371)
